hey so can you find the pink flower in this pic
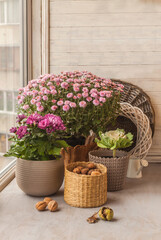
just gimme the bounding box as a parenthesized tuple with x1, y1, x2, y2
(73, 96, 77, 100)
(63, 104, 70, 111)
(99, 97, 106, 103)
(82, 87, 88, 92)
(95, 83, 100, 88)
(93, 99, 100, 106)
(61, 82, 69, 89)
(69, 102, 76, 108)
(37, 105, 44, 112)
(51, 89, 57, 95)
(36, 102, 41, 107)
(99, 91, 106, 97)
(17, 95, 21, 99)
(44, 89, 50, 94)
(35, 96, 41, 101)
(57, 100, 63, 106)
(32, 83, 38, 88)
(51, 105, 58, 111)
(86, 97, 92, 102)
(91, 92, 98, 98)
(67, 93, 73, 98)
(47, 82, 52, 86)
(73, 86, 79, 92)
(90, 88, 97, 94)
(77, 93, 82, 99)
(65, 100, 70, 105)
(43, 96, 48, 101)
(18, 100, 23, 104)
(106, 92, 112, 98)
(79, 101, 87, 108)
(52, 99, 57, 104)
(31, 99, 36, 105)
(82, 92, 88, 98)
(23, 104, 29, 110)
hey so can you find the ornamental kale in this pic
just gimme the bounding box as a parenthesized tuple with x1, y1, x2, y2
(95, 129, 133, 158)
(17, 71, 123, 138)
(4, 114, 68, 160)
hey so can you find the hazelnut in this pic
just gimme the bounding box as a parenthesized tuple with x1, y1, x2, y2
(48, 200, 58, 212)
(87, 163, 96, 169)
(88, 169, 94, 175)
(43, 197, 53, 205)
(81, 168, 89, 175)
(35, 201, 47, 211)
(77, 166, 83, 171)
(91, 171, 101, 176)
(73, 167, 81, 174)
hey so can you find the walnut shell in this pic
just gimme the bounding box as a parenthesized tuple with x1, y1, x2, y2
(91, 171, 101, 176)
(48, 200, 58, 212)
(43, 197, 53, 205)
(35, 201, 47, 211)
(73, 167, 81, 174)
(87, 163, 96, 169)
(81, 168, 89, 175)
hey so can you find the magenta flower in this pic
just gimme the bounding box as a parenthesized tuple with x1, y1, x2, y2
(52, 99, 57, 104)
(26, 113, 43, 125)
(65, 100, 70, 105)
(82, 87, 88, 92)
(73, 86, 79, 92)
(63, 104, 70, 111)
(93, 99, 100, 106)
(16, 114, 27, 123)
(10, 127, 17, 133)
(16, 126, 29, 139)
(79, 101, 87, 108)
(38, 119, 50, 130)
(91, 92, 98, 98)
(57, 100, 63, 106)
(36, 102, 41, 107)
(77, 93, 82, 99)
(99, 91, 106, 97)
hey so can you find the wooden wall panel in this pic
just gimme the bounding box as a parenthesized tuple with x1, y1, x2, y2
(49, 0, 161, 159)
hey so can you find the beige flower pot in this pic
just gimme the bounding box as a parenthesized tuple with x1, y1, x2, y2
(16, 158, 64, 196)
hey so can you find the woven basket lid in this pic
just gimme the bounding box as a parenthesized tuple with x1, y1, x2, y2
(112, 79, 155, 136)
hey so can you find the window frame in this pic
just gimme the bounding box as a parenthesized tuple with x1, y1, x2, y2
(0, 0, 31, 190)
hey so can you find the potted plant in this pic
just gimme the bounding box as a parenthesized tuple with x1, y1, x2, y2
(17, 71, 123, 164)
(89, 129, 133, 191)
(4, 113, 68, 196)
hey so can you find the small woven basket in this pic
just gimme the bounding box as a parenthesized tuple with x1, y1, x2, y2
(89, 149, 130, 192)
(64, 162, 107, 208)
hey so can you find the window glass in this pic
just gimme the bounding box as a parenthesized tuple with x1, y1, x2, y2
(0, 0, 25, 173)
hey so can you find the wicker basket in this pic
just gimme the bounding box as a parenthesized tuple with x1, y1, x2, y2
(89, 149, 130, 192)
(64, 162, 107, 208)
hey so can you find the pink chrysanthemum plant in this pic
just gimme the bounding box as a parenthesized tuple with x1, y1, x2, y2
(4, 113, 68, 160)
(17, 71, 124, 141)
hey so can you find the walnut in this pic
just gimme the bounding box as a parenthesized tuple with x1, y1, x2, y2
(93, 169, 102, 173)
(91, 171, 101, 176)
(73, 167, 81, 174)
(35, 201, 47, 211)
(48, 200, 58, 212)
(87, 163, 96, 169)
(81, 168, 89, 175)
(43, 197, 53, 205)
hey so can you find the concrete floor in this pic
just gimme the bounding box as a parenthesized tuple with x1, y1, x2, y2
(0, 163, 161, 240)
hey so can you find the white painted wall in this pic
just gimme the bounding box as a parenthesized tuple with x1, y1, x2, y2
(49, 0, 161, 158)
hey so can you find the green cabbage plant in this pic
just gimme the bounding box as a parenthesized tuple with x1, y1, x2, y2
(95, 129, 133, 158)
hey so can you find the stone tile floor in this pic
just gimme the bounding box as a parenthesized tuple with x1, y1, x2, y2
(0, 163, 161, 240)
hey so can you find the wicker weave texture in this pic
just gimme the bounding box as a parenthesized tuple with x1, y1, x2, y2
(64, 162, 107, 208)
(89, 150, 130, 192)
(120, 102, 152, 160)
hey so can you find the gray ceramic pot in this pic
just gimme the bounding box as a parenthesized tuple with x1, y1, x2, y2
(16, 158, 64, 196)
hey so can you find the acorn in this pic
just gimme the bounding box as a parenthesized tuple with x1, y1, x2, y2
(98, 207, 114, 221)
